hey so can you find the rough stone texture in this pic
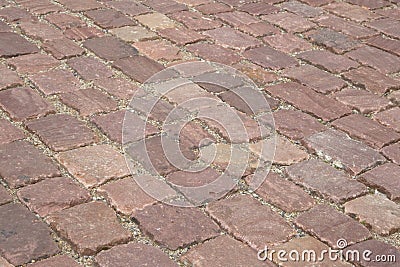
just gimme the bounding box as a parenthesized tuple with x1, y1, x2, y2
(233, 61, 278, 85)
(42, 37, 84, 60)
(283, 64, 346, 94)
(45, 13, 85, 30)
(286, 159, 367, 203)
(238, 2, 279, 15)
(27, 255, 81, 267)
(135, 12, 176, 30)
(159, 26, 204, 45)
(266, 82, 351, 121)
(239, 21, 279, 37)
(344, 194, 400, 236)
(359, 163, 400, 201)
(83, 36, 138, 61)
(57, 0, 103, 11)
(382, 142, 400, 165)
(207, 194, 294, 249)
(263, 33, 313, 54)
(95, 242, 178, 267)
(30, 69, 81, 95)
(0, 87, 55, 121)
(0, 64, 22, 90)
(332, 114, 400, 149)
(342, 66, 399, 95)
(0, 256, 13, 267)
(97, 176, 161, 215)
(56, 144, 130, 188)
(367, 17, 400, 39)
(306, 28, 360, 54)
(281, 0, 323, 17)
(297, 50, 359, 73)
(110, 25, 157, 43)
(295, 204, 371, 248)
(196, 2, 232, 14)
(68, 56, 113, 81)
(85, 9, 136, 29)
(0, 7, 32, 22)
(17, 176, 90, 217)
(253, 172, 315, 212)
(323, 1, 380, 22)
(0, 140, 60, 188)
(332, 88, 392, 113)
(106, 0, 150, 16)
(367, 35, 400, 57)
(262, 12, 316, 32)
(113, 55, 164, 83)
(374, 107, 400, 132)
(133, 203, 220, 250)
(59, 88, 118, 117)
(273, 109, 326, 141)
(0, 118, 24, 145)
(19, 20, 64, 41)
(244, 46, 298, 70)
(186, 43, 241, 65)
(203, 27, 261, 50)
(346, 46, 400, 74)
(7, 53, 59, 74)
(0, 32, 39, 57)
(93, 77, 143, 100)
(304, 129, 385, 175)
(215, 11, 259, 27)
(0, 185, 12, 206)
(134, 39, 183, 61)
(64, 26, 104, 41)
(47, 201, 131, 255)
(26, 114, 97, 152)
(182, 235, 275, 266)
(0, 203, 59, 266)
(171, 10, 222, 31)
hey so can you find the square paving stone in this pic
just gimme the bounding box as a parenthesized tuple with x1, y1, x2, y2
(0, 203, 59, 266)
(170, 10, 222, 31)
(215, 11, 259, 27)
(42, 37, 84, 60)
(18, 20, 64, 42)
(294, 204, 371, 248)
(68, 56, 113, 81)
(45, 13, 86, 30)
(83, 36, 138, 61)
(30, 69, 81, 95)
(0, 140, 60, 188)
(306, 28, 361, 54)
(17, 176, 91, 217)
(27, 255, 81, 267)
(0, 118, 25, 145)
(203, 26, 262, 50)
(286, 159, 368, 203)
(144, 0, 187, 14)
(186, 43, 242, 65)
(0, 64, 22, 90)
(26, 114, 97, 152)
(133, 39, 183, 62)
(85, 9, 136, 29)
(95, 242, 179, 267)
(64, 26, 104, 41)
(0, 185, 12, 205)
(159, 26, 205, 45)
(47, 201, 131, 255)
(0, 87, 55, 121)
(106, 0, 150, 16)
(110, 25, 157, 43)
(57, 0, 103, 11)
(0, 32, 39, 57)
(206, 194, 295, 249)
(263, 33, 313, 54)
(243, 46, 298, 70)
(113, 55, 164, 83)
(262, 12, 316, 33)
(135, 12, 176, 30)
(182, 235, 275, 266)
(56, 144, 130, 188)
(7, 53, 60, 74)
(132, 203, 220, 250)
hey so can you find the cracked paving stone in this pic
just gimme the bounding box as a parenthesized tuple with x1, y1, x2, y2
(132, 203, 220, 250)
(295, 204, 371, 248)
(27, 255, 81, 267)
(47, 201, 131, 255)
(17, 176, 91, 217)
(56, 144, 130, 188)
(26, 114, 97, 152)
(0, 118, 25, 145)
(0, 203, 59, 266)
(344, 194, 400, 236)
(286, 159, 368, 203)
(0, 140, 60, 188)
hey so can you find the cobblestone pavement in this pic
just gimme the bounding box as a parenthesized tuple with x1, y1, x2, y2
(0, 0, 400, 266)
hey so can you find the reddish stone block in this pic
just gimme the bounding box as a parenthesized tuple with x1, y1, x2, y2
(0, 32, 39, 57)
(47, 201, 131, 255)
(0, 87, 55, 121)
(375, 7, 400, 19)
(367, 35, 400, 57)
(382, 142, 400, 165)
(17, 176, 91, 216)
(207, 194, 294, 249)
(243, 46, 298, 70)
(42, 37, 84, 59)
(113, 55, 164, 83)
(0, 119, 24, 145)
(143, 0, 187, 14)
(135, 12, 176, 30)
(342, 66, 399, 95)
(262, 12, 317, 32)
(0, 21, 11, 32)
(346, 0, 391, 9)
(344, 194, 400, 235)
(280, 0, 323, 17)
(30, 69, 81, 95)
(332, 88, 392, 113)
(238, 2, 279, 15)
(19, 20, 64, 41)
(68, 56, 113, 81)
(106, 0, 150, 16)
(297, 50, 359, 73)
(0, 185, 12, 205)
(367, 18, 400, 39)
(64, 26, 104, 41)
(18, 0, 62, 15)
(0, 64, 22, 90)
(295, 204, 371, 248)
(233, 61, 278, 85)
(239, 21, 279, 37)
(215, 11, 259, 27)
(57, 0, 103, 11)
(56, 144, 130, 188)
(283, 64, 346, 94)
(0, 203, 59, 265)
(133, 203, 220, 250)
(0, 7, 32, 22)
(7, 53, 59, 74)
(133, 39, 183, 61)
(263, 33, 312, 54)
(332, 114, 400, 149)
(195, 2, 232, 14)
(26, 114, 97, 152)
(252, 172, 315, 212)
(85, 9, 136, 29)
(170, 10, 222, 31)
(45, 13, 85, 30)
(273, 109, 326, 141)
(27, 255, 80, 267)
(306, 28, 361, 54)
(83, 36, 138, 61)
(203, 26, 261, 51)
(110, 25, 157, 42)
(60, 88, 118, 117)
(323, 1, 380, 22)
(304, 129, 385, 175)
(95, 242, 178, 267)
(186, 43, 241, 65)
(93, 77, 143, 100)
(266, 82, 351, 121)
